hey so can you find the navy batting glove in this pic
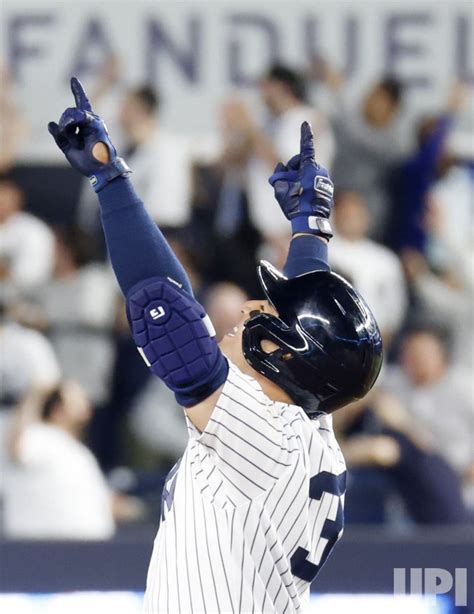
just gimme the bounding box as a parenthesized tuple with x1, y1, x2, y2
(269, 122, 334, 238)
(48, 77, 131, 192)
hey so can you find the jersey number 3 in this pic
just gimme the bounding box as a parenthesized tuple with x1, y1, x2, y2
(290, 471, 346, 583)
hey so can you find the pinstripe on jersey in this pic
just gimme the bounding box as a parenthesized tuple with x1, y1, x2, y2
(143, 361, 346, 614)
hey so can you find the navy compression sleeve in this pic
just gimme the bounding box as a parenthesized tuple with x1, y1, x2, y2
(97, 177, 193, 296)
(283, 235, 330, 278)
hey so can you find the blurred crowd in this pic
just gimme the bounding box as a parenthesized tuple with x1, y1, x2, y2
(0, 56, 473, 539)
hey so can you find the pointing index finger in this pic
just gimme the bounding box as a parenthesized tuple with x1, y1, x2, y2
(71, 76, 92, 112)
(300, 121, 315, 167)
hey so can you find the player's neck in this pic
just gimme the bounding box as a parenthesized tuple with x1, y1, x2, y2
(232, 353, 293, 405)
(258, 374, 294, 405)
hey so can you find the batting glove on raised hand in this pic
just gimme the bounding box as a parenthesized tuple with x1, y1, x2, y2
(48, 77, 131, 192)
(268, 121, 334, 238)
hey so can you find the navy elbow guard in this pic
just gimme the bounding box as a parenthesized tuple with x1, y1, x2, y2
(126, 277, 228, 407)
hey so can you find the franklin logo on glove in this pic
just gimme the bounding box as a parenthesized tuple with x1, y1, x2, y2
(314, 176, 334, 201)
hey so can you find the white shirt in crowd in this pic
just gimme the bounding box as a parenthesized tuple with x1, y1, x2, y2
(4, 423, 115, 540)
(421, 165, 474, 367)
(0, 322, 61, 495)
(329, 236, 407, 337)
(125, 129, 195, 226)
(247, 105, 335, 237)
(430, 164, 474, 263)
(78, 128, 209, 230)
(0, 211, 54, 290)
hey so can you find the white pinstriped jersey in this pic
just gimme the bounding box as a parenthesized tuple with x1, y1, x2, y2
(144, 361, 346, 614)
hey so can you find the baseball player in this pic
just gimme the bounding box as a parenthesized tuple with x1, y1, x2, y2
(49, 78, 383, 614)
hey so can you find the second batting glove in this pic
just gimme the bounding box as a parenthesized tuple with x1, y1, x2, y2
(268, 122, 334, 239)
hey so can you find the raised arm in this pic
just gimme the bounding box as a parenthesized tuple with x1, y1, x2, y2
(48, 78, 228, 414)
(48, 77, 192, 296)
(268, 121, 334, 277)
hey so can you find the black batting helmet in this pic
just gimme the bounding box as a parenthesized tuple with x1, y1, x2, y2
(242, 261, 383, 417)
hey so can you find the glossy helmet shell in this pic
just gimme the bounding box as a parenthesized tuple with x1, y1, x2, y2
(242, 261, 383, 416)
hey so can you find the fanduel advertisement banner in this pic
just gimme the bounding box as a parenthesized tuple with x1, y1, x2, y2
(0, 0, 472, 160)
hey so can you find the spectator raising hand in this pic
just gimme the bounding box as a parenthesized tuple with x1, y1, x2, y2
(220, 64, 335, 241)
(5, 382, 115, 539)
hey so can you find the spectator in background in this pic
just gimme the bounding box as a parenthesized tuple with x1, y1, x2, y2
(334, 390, 470, 525)
(129, 379, 188, 471)
(330, 191, 407, 348)
(0, 177, 54, 293)
(403, 248, 473, 369)
(313, 62, 404, 238)
(0, 298, 60, 411)
(388, 83, 468, 253)
(35, 228, 117, 407)
(4, 382, 115, 539)
(0, 296, 60, 496)
(220, 64, 335, 241)
(204, 282, 249, 341)
(78, 82, 196, 235)
(398, 106, 474, 369)
(382, 326, 474, 506)
(191, 142, 262, 297)
(428, 146, 474, 269)
(117, 85, 195, 226)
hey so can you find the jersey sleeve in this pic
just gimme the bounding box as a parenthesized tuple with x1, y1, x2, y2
(193, 363, 296, 503)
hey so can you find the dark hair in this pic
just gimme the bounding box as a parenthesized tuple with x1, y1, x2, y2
(402, 322, 453, 356)
(264, 64, 307, 103)
(0, 173, 20, 191)
(378, 76, 403, 106)
(130, 84, 160, 114)
(41, 387, 63, 421)
(334, 189, 367, 207)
